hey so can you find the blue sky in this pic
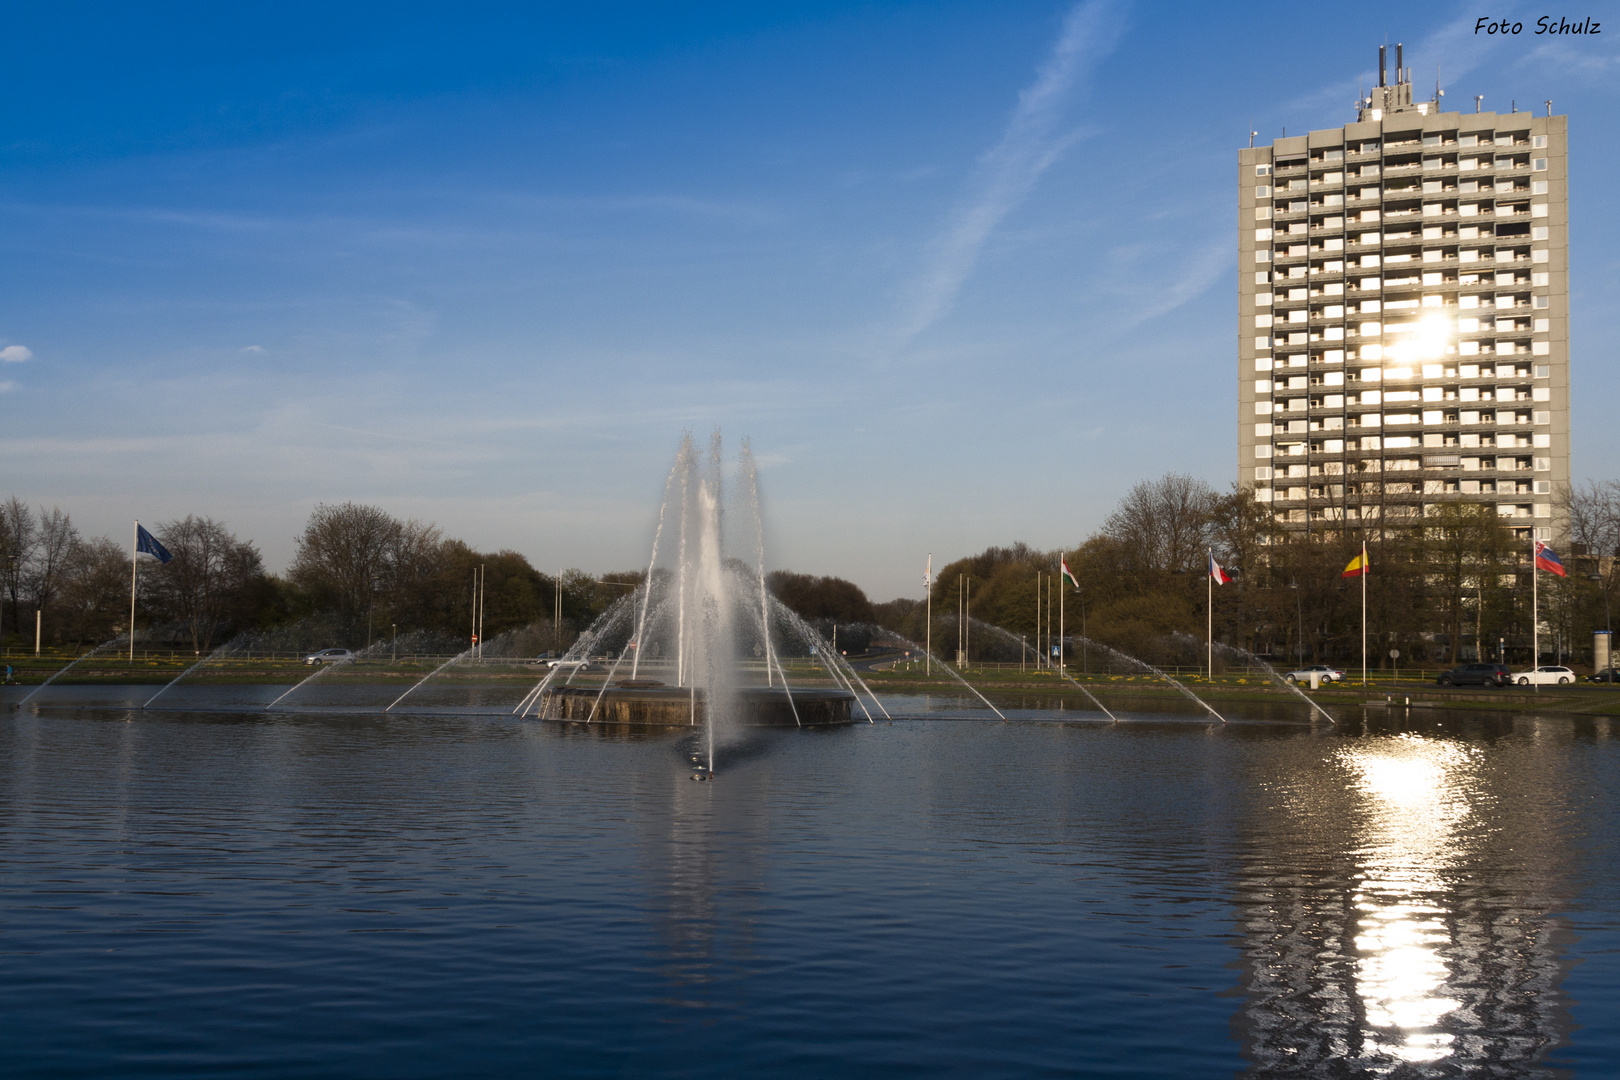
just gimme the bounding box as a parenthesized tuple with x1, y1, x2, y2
(3, 1, 1616, 598)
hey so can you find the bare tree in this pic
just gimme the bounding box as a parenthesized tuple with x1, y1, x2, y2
(289, 503, 403, 624)
(26, 507, 80, 616)
(55, 537, 131, 646)
(151, 516, 264, 653)
(1101, 474, 1218, 575)
(0, 496, 37, 638)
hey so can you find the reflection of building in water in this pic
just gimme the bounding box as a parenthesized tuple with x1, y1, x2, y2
(1233, 728, 1574, 1077)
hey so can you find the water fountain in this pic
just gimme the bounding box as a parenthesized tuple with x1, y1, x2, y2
(531, 433, 857, 759)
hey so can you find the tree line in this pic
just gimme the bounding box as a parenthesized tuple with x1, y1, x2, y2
(6, 479, 1616, 668)
(0, 499, 647, 654)
(869, 476, 1620, 671)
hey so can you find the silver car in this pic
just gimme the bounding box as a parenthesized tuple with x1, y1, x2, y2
(303, 648, 354, 666)
(1284, 664, 1346, 685)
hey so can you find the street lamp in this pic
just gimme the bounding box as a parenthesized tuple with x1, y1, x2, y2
(1289, 582, 1305, 667)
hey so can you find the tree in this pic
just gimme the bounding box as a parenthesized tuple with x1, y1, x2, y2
(26, 507, 80, 617)
(54, 537, 130, 646)
(0, 496, 37, 639)
(151, 516, 266, 653)
(766, 571, 875, 624)
(1100, 474, 1217, 576)
(288, 503, 404, 626)
(1420, 503, 1516, 664)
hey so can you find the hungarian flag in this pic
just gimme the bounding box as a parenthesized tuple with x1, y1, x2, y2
(1060, 559, 1079, 588)
(1209, 554, 1233, 584)
(1534, 540, 1567, 577)
(1341, 551, 1368, 579)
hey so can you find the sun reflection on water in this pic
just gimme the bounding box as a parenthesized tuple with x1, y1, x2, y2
(1340, 735, 1479, 1066)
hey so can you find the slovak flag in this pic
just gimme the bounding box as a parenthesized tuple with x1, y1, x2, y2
(135, 523, 173, 564)
(1534, 540, 1567, 578)
(1209, 554, 1233, 584)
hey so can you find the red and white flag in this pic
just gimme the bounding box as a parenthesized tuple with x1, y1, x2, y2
(1209, 553, 1233, 584)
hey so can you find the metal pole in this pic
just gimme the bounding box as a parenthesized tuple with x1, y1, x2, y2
(35, 609, 41, 656)
(1059, 560, 1064, 677)
(1361, 540, 1368, 685)
(478, 563, 486, 660)
(1532, 534, 1539, 670)
(1207, 547, 1213, 680)
(129, 521, 139, 663)
(925, 553, 931, 675)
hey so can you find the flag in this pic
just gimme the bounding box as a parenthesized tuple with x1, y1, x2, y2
(1534, 540, 1567, 578)
(135, 523, 172, 564)
(1209, 554, 1233, 584)
(1341, 551, 1368, 579)
(1060, 559, 1079, 589)
(923, 555, 931, 590)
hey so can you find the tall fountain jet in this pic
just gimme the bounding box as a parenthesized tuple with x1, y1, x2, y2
(532, 433, 858, 768)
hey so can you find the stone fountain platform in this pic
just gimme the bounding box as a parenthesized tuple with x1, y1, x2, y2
(541, 681, 855, 727)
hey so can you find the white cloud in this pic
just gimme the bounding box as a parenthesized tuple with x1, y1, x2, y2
(240, 345, 266, 354)
(0, 345, 32, 363)
(894, 0, 1126, 347)
(0, 380, 15, 393)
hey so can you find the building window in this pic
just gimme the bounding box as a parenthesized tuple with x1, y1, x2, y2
(1256, 164, 1271, 176)
(1532, 181, 1548, 195)
(1532, 135, 1548, 149)
(1532, 158, 1548, 171)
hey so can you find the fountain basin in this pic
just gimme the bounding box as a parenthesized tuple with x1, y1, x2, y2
(541, 684, 855, 727)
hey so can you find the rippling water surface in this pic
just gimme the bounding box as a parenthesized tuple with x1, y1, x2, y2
(3, 695, 1617, 1077)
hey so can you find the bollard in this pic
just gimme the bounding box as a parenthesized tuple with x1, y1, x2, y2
(1308, 670, 1322, 690)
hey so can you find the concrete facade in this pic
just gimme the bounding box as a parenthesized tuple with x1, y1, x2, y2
(1237, 51, 1569, 541)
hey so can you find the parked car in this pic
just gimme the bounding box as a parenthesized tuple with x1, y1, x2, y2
(1512, 665, 1577, 686)
(1283, 664, 1346, 685)
(1589, 668, 1620, 684)
(303, 648, 354, 666)
(1436, 663, 1512, 687)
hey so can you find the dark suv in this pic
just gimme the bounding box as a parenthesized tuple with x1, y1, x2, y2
(1437, 663, 1512, 687)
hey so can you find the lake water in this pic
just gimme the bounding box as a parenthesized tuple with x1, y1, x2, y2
(3, 691, 1617, 1077)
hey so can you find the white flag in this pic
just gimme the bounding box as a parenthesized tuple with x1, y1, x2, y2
(923, 554, 931, 590)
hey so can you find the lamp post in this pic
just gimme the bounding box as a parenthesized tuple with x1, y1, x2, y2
(1289, 582, 1305, 667)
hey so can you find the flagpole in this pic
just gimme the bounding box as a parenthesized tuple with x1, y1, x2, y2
(1207, 547, 1213, 681)
(1059, 558, 1065, 677)
(1360, 539, 1367, 686)
(1532, 534, 1539, 671)
(925, 553, 931, 675)
(129, 520, 139, 663)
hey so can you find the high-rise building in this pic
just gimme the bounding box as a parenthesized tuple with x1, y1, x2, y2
(1237, 46, 1569, 541)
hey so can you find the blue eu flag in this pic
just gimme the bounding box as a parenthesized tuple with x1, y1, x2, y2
(136, 523, 173, 564)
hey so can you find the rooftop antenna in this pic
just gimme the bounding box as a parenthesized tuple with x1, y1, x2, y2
(1396, 43, 1403, 84)
(1435, 65, 1443, 103)
(1512, 99, 1517, 113)
(1379, 44, 1387, 87)
(1249, 122, 1256, 149)
(1475, 95, 1483, 113)
(1545, 99, 1553, 117)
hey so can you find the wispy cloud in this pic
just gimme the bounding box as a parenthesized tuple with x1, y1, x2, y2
(894, 0, 1127, 347)
(240, 345, 265, 354)
(1, 344, 32, 363)
(0, 381, 16, 393)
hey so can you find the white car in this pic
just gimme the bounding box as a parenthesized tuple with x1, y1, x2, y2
(303, 648, 354, 666)
(1513, 665, 1576, 686)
